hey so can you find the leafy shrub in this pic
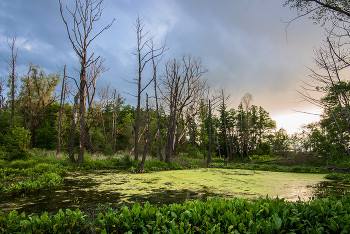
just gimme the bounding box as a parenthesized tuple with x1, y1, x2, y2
(3, 196, 350, 233)
(169, 161, 183, 170)
(4, 172, 63, 195)
(107, 158, 121, 167)
(290, 165, 304, 173)
(0, 159, 6, 168)
(259, 164, 271, 171)
(9, 159, 37, 169)
(3, 127, 31, 160)
(325, 173, 349, 180)
(33, 163, 67, 174)
(0, 209, 88, 233)
(121, 154, 133, 167)
(144, 160, 168, 171)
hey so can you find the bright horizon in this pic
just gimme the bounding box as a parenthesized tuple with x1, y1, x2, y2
(272, 108, 322, 135)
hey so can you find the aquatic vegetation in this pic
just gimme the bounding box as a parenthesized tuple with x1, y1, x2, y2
(0, 163, 67, 196)
(222, 163, 328, 174)
(0, 208, 88, 233)
(9, 159, 37, 169)
(324, 172, 350, 186)
(325, 172, 350, 180)
(4, 172, 64, 195)
(2, 196, 350, 233)
(63, 168, 328, 205)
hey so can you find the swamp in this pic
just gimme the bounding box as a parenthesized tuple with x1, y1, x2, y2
(1, 167, 349, 216)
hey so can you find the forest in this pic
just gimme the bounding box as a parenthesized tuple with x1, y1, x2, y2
(2, 0, 350, 233)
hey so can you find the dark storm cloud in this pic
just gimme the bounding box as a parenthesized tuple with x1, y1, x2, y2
(0, 0, 327, 132)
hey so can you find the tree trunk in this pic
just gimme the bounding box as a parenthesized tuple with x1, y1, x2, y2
(8, 35, 18, 127)
(246, 110, 250, 162)
(241, 113, 243, 162)
(153, 56, 163, 161)
(140, 93, 149, 171)
(222, 105, 229, 164)
(77, 65, 86, 165)
(56, 65, 66, 156)
(69, 93, 79, 162)
(207, 99, 212, 166)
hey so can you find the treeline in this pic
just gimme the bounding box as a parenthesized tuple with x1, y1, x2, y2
(1, 0, 350, 167)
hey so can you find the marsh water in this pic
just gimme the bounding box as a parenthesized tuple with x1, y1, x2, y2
(1, 168, 349, 216)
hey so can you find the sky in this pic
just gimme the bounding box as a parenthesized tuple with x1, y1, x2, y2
(0, 0, 328, 134)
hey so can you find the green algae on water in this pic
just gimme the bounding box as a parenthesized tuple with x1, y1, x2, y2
(65, 168, 329, 202)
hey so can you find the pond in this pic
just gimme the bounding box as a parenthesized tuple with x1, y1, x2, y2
(1, 168, 349, 217)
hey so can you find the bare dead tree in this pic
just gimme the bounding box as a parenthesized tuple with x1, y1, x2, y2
(131, 15, 168, 161)
(206, 90, 221, 166)
(159, 54, 208, 166)
(112, 89, 121, 152)
(218, 87, 231, 165)
(59, 0, 114, 165)
(297, 38, 350, 156)
(56, 65, 67, 157)
(133, 15, 151, 161)
(69, 93, 79, 162)
(95, 82, 115, 152)
(241, 92, 253, 161)
(85, 58, 107, 152)
(140, 93, 150, 171)
(149, 39, 167, 161)
(5, 34, 19, 127)
(0, 76, 6, 110)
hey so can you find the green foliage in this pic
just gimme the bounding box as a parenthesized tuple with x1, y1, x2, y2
(144, 160, 168, 171)
(34, 121, 57, 150)
(9, 159, 37, 169)
(255, 142, 273, 156)
(186, 143, 203, 159)
(223, 162, 327, 174)
(2, 196, 350, 233)
(325, 173, 350, 181)
(0, 159, 6, 168)
(0, 208, 88, 233)
(3, 127, 31, 160)
(121, 154, 133, 167)
(4, 172, 63, 195)
(168, 161, 183, 170)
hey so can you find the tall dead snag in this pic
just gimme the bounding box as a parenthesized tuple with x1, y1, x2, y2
(149, 39, 167, 161)
(140, 93, 149, 171)
(207, 99, 212, 166)
(206, 92, 220, 166)
(69, 93, 79, 162)
(297, 38, 350, 156)
(56, 65, 67, 157)
(133, 15, 150, 161)
(59, 0, 114, 165)
(85, 58, 107, 152)
(0, 77, 6, 135)
(5, 34, 18, 127)
(160, 55, 208, 166)
(0, 77, 5, 110)
(132, 15, 167, 161)
(218, 87, 232, 164)
(241, 92, 253, 161)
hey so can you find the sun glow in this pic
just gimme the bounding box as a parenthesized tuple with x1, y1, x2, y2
(272, 110, 322, 135)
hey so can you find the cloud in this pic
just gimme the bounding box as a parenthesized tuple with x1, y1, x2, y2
(0, 0, 331, 133)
